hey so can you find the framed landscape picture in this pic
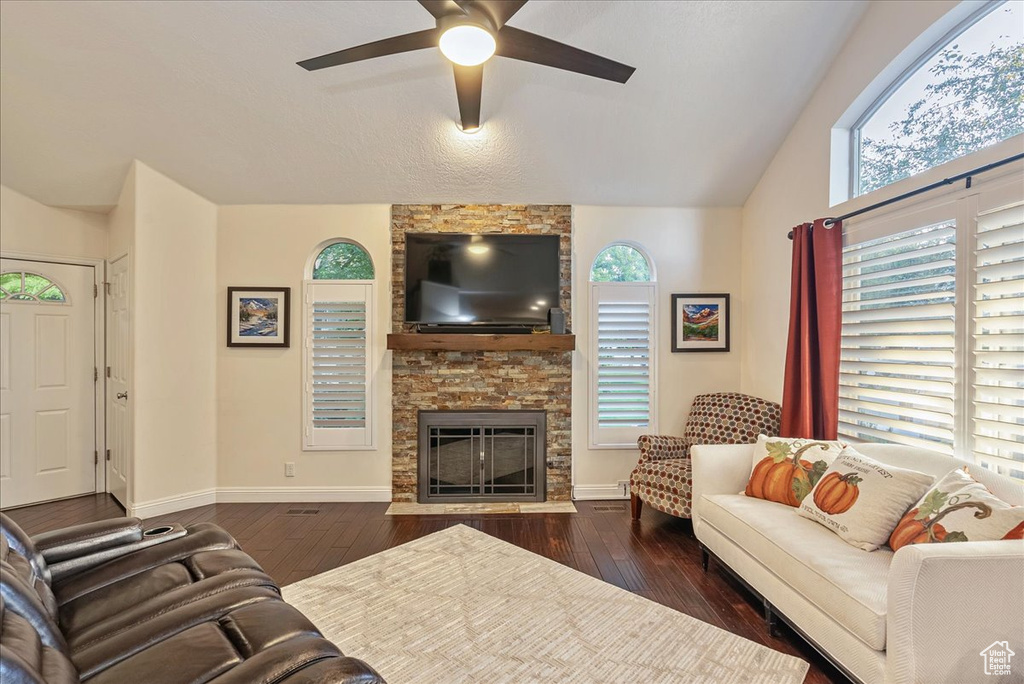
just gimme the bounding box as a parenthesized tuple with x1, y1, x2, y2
(227, 287, 290, 348)
(671, 293, 730, 352)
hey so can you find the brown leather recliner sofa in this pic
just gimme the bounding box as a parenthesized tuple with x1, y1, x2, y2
(0, 512, 384, 684)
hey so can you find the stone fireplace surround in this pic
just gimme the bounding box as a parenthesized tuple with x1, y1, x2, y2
(390, 205, 573, 503)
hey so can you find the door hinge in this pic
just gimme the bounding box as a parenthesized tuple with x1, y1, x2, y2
(94, 367, 98, 382)
(94, 284, 98, 298)
(94, 450, 99, 465)
(105, 449, 111, 462)
(105, 282, 111, 295)
(106, 366, 111, 378)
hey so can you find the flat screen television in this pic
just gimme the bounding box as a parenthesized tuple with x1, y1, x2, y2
(404, 233, 560, 326)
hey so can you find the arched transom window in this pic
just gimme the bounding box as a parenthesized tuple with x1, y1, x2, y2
(312, 241, 375, 280)
(854, 1, 1023, 196)
(0, 271, 67, 303)
(590, 244, 653, 282)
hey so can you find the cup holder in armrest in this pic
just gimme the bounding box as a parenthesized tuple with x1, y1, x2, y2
(143, 525, 175, 537)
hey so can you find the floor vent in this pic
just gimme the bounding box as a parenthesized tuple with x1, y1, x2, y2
(593, 505, 626, 512)
(285, 508, 320, 515)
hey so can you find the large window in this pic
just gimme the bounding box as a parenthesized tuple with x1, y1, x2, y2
(589, 244, 656, 448)
(853, 1, 1023, 197)
(303, 241, 375, 450)
(840, 174, 1023, 481)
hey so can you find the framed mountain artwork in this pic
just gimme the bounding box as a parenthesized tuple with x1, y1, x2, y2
(227, 287, 290, 348)
(671, 293, 730, 352)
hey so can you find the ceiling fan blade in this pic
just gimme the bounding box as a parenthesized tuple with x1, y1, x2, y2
(460, 0, 528, 29)
(453, 64, 483, 130)
(496, 26, 635, 83)
(418, 0, 468, 19)
(298, 29, 438, 71)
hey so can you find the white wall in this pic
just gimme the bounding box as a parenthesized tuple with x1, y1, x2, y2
(129, 162, 219, 508)
(1, 184, 107, 259)
(738, 0, 962, 402)
(571, 206, 744, 497)
(216, 204, 392, 499)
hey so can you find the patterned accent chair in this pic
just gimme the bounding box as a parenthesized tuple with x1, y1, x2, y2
(629, 392, 782, 520)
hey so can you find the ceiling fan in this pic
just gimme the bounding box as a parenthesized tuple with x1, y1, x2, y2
(297, 0, 635, 132)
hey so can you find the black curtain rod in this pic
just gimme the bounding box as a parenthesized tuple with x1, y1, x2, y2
(787, 152, 1024, 239)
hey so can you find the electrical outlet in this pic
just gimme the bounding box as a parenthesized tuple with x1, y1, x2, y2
(617, 480, 629, 497)
(285, 462, 295, 477)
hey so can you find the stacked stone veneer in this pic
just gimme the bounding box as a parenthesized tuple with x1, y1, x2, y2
(390, 205, 573, 502)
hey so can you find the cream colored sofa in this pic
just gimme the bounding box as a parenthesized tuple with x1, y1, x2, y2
(691, 443, 1024, 684)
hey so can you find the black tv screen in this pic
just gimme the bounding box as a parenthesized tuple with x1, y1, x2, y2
(405, 233, 560, 325)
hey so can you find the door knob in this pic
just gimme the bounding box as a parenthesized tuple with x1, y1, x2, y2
(116, 391, 128, 400)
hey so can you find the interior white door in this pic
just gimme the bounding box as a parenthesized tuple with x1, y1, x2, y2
(0, 258, 97, 508)
(106, 255, 130, 507)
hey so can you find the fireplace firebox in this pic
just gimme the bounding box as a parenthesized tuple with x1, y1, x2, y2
(418, 411, 546, 503)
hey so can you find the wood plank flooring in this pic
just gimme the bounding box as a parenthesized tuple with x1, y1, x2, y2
(4, 494, 846, 683)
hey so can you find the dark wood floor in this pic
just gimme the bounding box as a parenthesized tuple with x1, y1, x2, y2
(5, 494, 846, 684)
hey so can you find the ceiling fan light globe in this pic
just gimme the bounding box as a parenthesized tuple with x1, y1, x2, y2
(439, 25, 496, 66)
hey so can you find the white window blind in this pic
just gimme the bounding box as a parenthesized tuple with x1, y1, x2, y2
(971, 200, 1024, 481)
(303, 281, 373, 450)
(839, 220, 958, 453)
(590, 283, 656, 448)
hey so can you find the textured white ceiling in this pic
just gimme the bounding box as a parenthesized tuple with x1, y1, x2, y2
(0, 0, 866, 208)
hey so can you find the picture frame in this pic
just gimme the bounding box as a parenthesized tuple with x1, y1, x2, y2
(671, 293, 730, 352)
(227, 287, 290, 348)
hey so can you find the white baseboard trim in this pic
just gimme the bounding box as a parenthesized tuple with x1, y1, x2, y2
(573, 484, 628, 500)
(216, 486, 393, 503)
(128, 488, 218, 518)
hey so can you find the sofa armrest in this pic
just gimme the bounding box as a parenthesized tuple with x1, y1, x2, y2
(886, 540, 1024, 684)
(690, 444, 753, 522)
(33, 517, 144, 563)
(637, 435, 692, 462)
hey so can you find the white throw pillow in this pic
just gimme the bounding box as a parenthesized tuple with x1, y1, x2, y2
(744, 435, 846, 507)
(798, 446, 935, 551)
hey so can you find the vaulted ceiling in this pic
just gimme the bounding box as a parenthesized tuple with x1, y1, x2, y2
(0, 0, 866, 209)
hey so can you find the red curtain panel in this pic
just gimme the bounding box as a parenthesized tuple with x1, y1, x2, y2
(780, 218, 843, 439)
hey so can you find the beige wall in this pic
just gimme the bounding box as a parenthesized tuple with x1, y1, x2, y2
(130, 163, 218, 505)
(1, 184, 107, 259)
(572, 206, 743, 494)
(216, 204, 392, 495)
(107, 164, 135, 261)
(738, 0, 961, 402)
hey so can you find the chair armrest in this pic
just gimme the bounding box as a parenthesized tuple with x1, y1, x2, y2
(886, 540, 1024, 684)
(637, 435, 692, 462)
(32, 517, 144, 563)
(691, 444, 753, 522)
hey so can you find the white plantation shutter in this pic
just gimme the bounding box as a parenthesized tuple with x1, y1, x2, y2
(971, 199, 1024, 481)
(839, 219, 958, 453)
(590, 283, 656, 447)
(304, 281, 373, 449)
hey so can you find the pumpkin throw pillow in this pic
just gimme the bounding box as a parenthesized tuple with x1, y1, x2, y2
(745, 435, 845, 507)
(889, 468, 1024, 551)
(797, 447, 934, 551)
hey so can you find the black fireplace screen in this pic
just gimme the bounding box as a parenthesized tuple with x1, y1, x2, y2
(418, 412, 546, 503)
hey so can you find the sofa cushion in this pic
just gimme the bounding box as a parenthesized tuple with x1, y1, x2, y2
(744, 435, 845, 507)
(798, 447, 934, 551)
(700, 493, 892, 650)
(630, 458, 692, 518)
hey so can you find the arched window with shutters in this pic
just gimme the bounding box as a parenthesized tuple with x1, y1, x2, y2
(588, 243, 657, 448)
(303, 240, 375, 450)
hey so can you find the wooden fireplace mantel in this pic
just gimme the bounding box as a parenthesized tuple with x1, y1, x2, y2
(386, 333, 576, 352)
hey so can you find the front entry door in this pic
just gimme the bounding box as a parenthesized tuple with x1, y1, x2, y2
(0, 258, 97, 508)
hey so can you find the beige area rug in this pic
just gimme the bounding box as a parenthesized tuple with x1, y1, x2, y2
(386, 501, 577, 515)
(283, 525, 809, 684)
